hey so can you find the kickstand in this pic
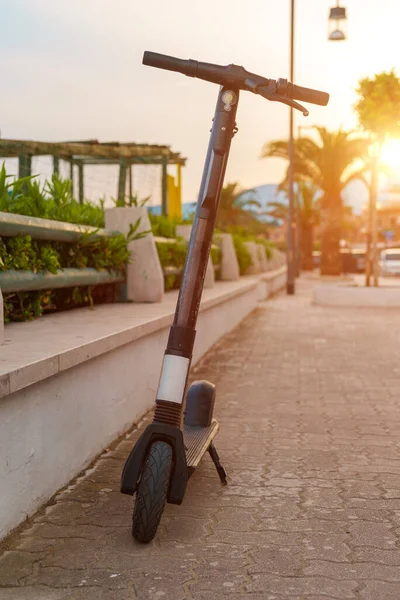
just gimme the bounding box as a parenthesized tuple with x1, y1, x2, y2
(208, 442, 227, 485)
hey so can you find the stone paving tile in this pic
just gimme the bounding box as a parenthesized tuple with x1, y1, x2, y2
(4, 280, 400, 599)
(359, 581, 400, 599)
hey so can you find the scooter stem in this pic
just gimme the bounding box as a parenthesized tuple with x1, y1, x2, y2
(153, 86, 240, 428)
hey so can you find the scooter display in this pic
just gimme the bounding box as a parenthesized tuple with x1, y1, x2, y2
(121, 51, 329, 543)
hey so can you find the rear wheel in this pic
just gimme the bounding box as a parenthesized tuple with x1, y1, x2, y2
(132, 440, 173, 543)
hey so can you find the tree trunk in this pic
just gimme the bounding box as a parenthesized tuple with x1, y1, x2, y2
(301, 221, 314, 270)
(320, 199, 342, 276)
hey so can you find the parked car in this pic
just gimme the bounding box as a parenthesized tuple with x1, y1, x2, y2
(379, 248, 400, 276)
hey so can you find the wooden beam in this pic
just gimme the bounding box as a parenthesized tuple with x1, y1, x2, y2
(70, 162, 74, 199)
(72, 156, 185, 166)
(53, 156, 60, 175)
(161, 159, 168, 217)
(78, 162, 84, 204)
(128, 165, 133, 198)
(18, 155, 31, 179)
(0, 139, 175, 160)
(177, 163, 182, 215)
(118, 160, 127, 202)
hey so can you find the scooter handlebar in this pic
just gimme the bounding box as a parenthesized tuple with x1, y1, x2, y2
(286, 82, 329, 107)
(143, 51, 330, 108)
(143, 51, 190, 76)
(143, 51, 250, 86)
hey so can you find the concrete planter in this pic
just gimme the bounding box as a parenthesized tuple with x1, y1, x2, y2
(257, 244, 269, 272)
(105, 206, 164, 302)
(219, 234, 240, 281)
(268, 249, 286, 271)
(244, 241, 261, 275)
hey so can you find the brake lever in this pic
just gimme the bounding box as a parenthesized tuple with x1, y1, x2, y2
(244, 78, 309, 116)
(268, 95, 309, 116)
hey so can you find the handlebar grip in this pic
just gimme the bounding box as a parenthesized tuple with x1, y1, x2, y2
(288, 83, 329, 107)
(143, 51, 191, 76)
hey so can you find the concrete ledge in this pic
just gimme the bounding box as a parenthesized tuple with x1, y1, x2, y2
(314, 283, 400, 307)
(0, 268, 285, 540)
(258, 267, 287, 300)
(0, 277, 263, 400)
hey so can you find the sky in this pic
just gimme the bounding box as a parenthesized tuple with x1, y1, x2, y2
(2, 0, 400, 207)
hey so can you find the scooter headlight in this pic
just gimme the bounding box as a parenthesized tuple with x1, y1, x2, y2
(222, 90, 237, 111)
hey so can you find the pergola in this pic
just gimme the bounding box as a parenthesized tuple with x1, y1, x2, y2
(0, 139, 187, 216)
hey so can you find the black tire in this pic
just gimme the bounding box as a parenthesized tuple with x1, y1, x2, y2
(132, 440, 173, 543)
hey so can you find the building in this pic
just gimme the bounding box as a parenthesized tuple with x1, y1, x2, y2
(375, 184, 400, 243)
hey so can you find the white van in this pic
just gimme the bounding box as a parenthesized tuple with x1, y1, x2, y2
(379, 248, 400, 276)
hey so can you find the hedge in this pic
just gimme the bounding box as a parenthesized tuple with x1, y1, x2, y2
(0, 167, 274, 321)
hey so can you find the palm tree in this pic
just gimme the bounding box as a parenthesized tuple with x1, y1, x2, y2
(262, 127, 369, 275)
(217, 182, 263, 230)
(297, 181, 320, 271)
(266, 181, 320, 270)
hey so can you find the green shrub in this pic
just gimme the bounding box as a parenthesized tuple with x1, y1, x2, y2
(150, 214, 179, 238)
(0, 167, 157, 322)
(149, 213, 193, 239)
(0, 166, 105, 227)
(214, 227, 276, 272)
(231, 234, 252, 275)
(210, 245, 222, 266)
(247, 236, 274, 260)
(156, 240, 187, 290)
(0, 233, 130, 275)
(1, 231, 131, 322)
(3, 284, 117, 323)
(1, 166, 277, 320)
(112, 193, 150, 208)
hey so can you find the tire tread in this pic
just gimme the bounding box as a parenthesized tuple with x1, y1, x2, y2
(132, 440, 173, 543)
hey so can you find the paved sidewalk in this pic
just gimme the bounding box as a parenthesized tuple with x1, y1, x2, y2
(2, 280, 400, 599)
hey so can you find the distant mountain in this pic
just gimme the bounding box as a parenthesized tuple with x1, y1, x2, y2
(238, 184, 286, 222)
(148, 179, 381, 222)
(245, 182, 369, 217)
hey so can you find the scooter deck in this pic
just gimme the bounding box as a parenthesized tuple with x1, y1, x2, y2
(183, 418, 219, 468)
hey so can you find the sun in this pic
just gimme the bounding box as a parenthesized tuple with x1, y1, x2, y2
(381, 139, 400, 171)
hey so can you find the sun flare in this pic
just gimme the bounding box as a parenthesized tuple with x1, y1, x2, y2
(381, 140, 400, 170)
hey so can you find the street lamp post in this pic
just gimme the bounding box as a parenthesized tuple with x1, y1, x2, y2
(286, 1, 347, 295)
(287, 0, 296, 294)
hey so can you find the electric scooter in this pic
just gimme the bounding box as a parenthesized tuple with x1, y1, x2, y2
(121, 51, 329, 543)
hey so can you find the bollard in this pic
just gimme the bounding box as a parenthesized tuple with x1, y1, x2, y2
(244, 241, 261, 275)
(257, 244, 269, 272)
(219, 233, 240, 281)
(105, 207, 164, 302)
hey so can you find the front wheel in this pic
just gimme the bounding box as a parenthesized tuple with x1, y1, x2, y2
(132, 440, 173, 543)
